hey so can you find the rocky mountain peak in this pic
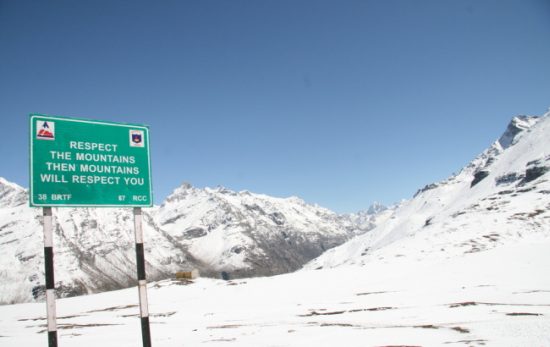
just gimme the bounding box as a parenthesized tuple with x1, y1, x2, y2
(497, 115, 539, 150)
(366, 202, 387, 215)
(163, 181, 196, 203)
(179, 182, 193, 190)
(0, 177, 27, 208)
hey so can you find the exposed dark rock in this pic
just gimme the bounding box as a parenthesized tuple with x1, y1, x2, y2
(185, 227, 207, 238)
(471, 170, 490, 187)
(414, 183, 438, 197)
(161, 214, 185, 225)
(519, 166, 548, 185)
(32, 285, 46, 300)
(495, 172, 522, 186)
(244, 203, 266, 215)
(498, 190, 515, 195)
(498, 115, 539, 149)
(231, 246, 244, 254)
(269, 212, 286, 225)
(424, 217, 433, 227)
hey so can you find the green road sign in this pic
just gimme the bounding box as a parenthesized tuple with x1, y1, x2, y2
(29, 114, 153, 207)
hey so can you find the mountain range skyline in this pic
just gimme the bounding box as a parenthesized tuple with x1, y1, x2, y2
(5, 110, 549, 214)
(1, 111, 548, 305)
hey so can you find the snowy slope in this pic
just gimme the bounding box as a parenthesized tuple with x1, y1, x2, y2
(0, 198, 190, 304)
(307, 112, 550, 269)
(0, 179, 376, 304)
(1, 238, 549, 346)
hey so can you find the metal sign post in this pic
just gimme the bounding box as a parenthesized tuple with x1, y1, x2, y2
(43, 207, 58, 347)
(134, 207, 152, 347)
(30, 114, 154, 346)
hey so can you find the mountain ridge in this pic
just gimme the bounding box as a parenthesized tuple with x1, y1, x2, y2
(0, 178, 379, 304)
(307, 112, 550, 270)
(2, 112, 548, 305)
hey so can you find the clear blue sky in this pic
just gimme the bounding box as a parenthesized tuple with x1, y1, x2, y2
(1, 0, 549, 213)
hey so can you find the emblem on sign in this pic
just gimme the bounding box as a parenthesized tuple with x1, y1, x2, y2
(36, 120, 55, 140)
(130, 129, 144, 147)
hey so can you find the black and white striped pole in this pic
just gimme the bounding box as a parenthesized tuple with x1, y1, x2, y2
(133, 207, 152, 347)
(43, 207, 58, 347)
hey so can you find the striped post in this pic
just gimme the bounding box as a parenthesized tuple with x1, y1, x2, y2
(133, 207, 152, 347)
(43, 207, 58, 347)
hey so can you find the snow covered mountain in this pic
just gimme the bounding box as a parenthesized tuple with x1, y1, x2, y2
(341, 202, 396, 233)
(0, 177, 27, 208)
(3, 110, 548, 308)
(153, 184, 370, 278)
(0, 179, 375, 304)
(307, 112, 550, 269)
(2, 112, 549, 346)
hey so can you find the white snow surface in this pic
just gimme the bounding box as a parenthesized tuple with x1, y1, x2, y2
(1, 239, 549, 346)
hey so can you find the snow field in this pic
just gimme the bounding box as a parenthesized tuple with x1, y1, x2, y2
(1, 239, 549, 346)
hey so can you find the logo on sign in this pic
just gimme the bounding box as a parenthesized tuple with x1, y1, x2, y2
(36, 120, 55, 140)
(129, 130, 144, 147)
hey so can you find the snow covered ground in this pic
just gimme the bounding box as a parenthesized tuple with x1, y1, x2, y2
(1, 238, 549, 346)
